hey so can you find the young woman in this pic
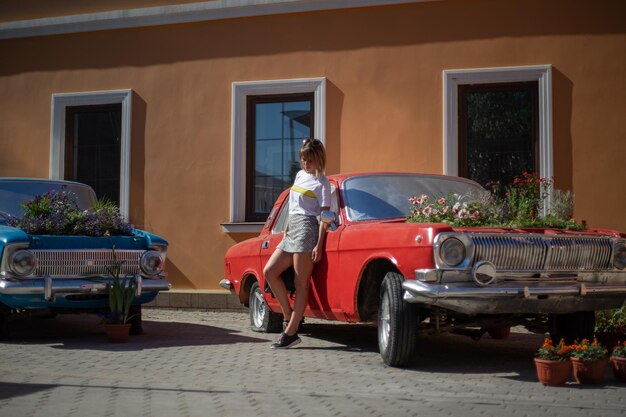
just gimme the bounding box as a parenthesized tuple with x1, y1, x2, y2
(263, 138, 331, 349)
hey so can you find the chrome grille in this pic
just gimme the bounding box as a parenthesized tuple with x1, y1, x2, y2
(32, 250, 143, 277)
(470, 234, 613, 271)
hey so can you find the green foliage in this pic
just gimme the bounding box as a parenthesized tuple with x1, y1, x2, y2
(595, 305, 626, 334)
(9, 189, 133, 236)
(570, 338, 608, 361)
(105, 247, 137, 325)
(536, 337, 572, 361)
(407, 172, 586, 230)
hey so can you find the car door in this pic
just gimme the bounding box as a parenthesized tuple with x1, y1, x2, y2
(259, 185, 344, 320)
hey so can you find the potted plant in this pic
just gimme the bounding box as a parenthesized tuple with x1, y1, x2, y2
(102, 248, 138, 343)
(534, 337, 572, 386)
(570, 338, 609, 384)
(610, 341, 626, 382)
(595, 305, 626, 352)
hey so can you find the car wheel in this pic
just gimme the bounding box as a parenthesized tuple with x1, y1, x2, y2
(378, 272, 416, 367)
(129, 305, 143, 335)
(551, 311, 595, 344)
(249, 281, 282, 333)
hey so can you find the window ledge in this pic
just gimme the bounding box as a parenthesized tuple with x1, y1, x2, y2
(221, 222, 264, 233)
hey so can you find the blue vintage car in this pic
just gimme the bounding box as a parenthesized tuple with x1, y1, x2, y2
(0, 178, 170, 337)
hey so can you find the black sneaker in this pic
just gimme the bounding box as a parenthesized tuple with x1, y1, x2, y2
(271, 332, 301, 349)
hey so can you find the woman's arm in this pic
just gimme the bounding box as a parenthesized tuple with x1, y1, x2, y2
(312, 206, 330, 263)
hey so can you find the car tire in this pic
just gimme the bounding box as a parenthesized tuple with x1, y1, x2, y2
(249, 281, 282, 333)
(129, 305, 143, 335)
(378, 272, 416, 367)
(551, 311, 595, 344)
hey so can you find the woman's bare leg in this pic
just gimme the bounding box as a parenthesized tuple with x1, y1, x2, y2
(262, 248, 294, 321)
(285, 252, 314, 336)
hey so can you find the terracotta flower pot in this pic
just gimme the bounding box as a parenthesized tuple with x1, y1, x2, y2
(534, 358, 571, 386)
(611, 356, 626, 383)
(571, 357, 608, 384)
(105, 323, 131, 343)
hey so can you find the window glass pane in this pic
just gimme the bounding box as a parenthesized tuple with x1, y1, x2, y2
(254, 175, 289, 217)
(255, 103, 283, 140)
(272, 200, 290, 234)
(67, 105, 121, 205)
(248, 96, 312, 221)
(461, 83, 537, 190)
(256, 139, 283, 176)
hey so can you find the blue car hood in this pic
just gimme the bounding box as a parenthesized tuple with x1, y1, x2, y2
(0, 226, 167, 251)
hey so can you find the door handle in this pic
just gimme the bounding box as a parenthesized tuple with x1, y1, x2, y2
(262, 241, 270, 249)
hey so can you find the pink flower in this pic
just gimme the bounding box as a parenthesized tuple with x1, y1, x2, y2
(453, 202, 461, 213)
(470, 211, 479, 220)
(417, 194, 429, 205)
(437, 197, 447, 205)
(457, 208, 469, 219)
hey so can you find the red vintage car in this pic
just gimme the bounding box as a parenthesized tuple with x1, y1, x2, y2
(222, 172, 626, 366)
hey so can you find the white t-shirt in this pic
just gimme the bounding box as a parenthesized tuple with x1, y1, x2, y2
(288, 170, 331, 216)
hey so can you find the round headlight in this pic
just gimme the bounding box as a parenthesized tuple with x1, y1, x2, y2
(614, 242, 626, 270)
(9, 250, 37, 277)
(140, 250, 163, 276)
(440, 237, 466, 267)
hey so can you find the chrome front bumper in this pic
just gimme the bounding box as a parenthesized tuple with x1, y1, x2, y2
(402, 272, 626, 315)
(0, 275, 171, 301)
(219, 279, 234, 291)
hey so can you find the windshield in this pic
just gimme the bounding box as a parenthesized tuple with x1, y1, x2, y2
(0, 180, 96, 222)
(342, 174, 487, 222)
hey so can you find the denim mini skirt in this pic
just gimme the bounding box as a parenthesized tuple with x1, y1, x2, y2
(277, 214, 319, 253)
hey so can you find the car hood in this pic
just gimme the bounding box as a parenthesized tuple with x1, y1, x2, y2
(0, 225, 167, 251)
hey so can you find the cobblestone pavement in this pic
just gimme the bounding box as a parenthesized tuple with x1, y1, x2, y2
(0, 308, 624, 417)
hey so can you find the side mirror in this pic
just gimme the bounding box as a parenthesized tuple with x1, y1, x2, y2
(320, 210, 338, 231)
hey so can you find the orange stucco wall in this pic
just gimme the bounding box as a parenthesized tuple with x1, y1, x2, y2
(1, 0, 625, 290)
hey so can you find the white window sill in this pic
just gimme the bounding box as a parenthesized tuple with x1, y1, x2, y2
(220, 222, 264, 233)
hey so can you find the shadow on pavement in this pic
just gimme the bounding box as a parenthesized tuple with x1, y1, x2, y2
(0, 381, 56, 401)
(302, 321, 545, 380)
(1, 314, 267, 351)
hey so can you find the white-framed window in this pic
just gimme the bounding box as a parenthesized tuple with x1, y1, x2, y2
(223, 77, 326, 233)
(443, 65, 552, 182)
(50, 89, 132, 218)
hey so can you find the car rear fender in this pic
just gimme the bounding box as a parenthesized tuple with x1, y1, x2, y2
(239, 273, 259, 307)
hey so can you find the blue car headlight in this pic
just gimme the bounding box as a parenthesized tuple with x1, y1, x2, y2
(9, 249, 37, 277)
(140, 250, 164, 276)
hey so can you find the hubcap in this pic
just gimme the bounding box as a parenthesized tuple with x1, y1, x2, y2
(378, 291, 391, 352)
(251, 287, 266, 328)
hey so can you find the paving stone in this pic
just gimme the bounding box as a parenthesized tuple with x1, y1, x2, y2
(0, 308, 624, 417)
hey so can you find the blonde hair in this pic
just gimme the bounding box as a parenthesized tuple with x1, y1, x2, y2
(300, 138, 326, 176)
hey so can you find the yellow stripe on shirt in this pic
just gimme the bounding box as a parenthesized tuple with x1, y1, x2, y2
(291, 184, 317, 200)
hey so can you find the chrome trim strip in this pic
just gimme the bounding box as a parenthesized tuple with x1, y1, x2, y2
(402, 279, 626, 301)
(219, 279, 234, 291)
(0, 276, 171, 295)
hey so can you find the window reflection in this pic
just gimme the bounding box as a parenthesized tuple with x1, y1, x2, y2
(247, 95, 313, 221)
